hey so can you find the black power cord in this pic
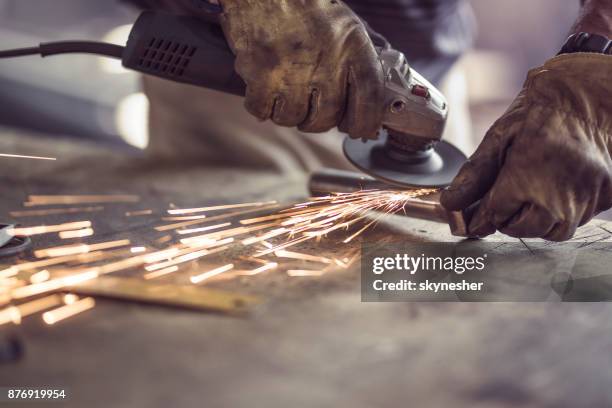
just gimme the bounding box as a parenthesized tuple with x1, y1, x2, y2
(0, 11, 247, 96)
(0, 41, 124, 59)
(0, 46, 40, 58)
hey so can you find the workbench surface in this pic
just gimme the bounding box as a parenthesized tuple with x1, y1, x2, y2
(2, 128, 612, 408)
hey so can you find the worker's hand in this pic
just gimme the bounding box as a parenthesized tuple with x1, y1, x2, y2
(441, 53, 612, 241)
(218, 0, 385, 139)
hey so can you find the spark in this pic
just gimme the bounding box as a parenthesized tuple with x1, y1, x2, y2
(0, 277, 24, 290)
(10, 206, 104, 218)
(34, 239, 131, 258)
(343, 219, 378, 243)
(63, 294, 79, 304)
(239, 210, 313, 225)
(144, 266, 180, 280)
(2, 187, 436, 325)
(25, 195, 139, 206)
(42, 297, 95, 325)
(145, 249, 212, 272)
(168, 201, 277, 215)
(59, 228, 94, 239)
(11, 270, 99, 300)
(0, 153, 56, 161)
(287, 270, 325, 277)
(144, 241, 232, 272)
(155, 204, 280, 232)
(162, 215, 207, 221)
(333, 259, 348, 268)
(9, 221, 92, 236)
(241, 228, 288, 246)
(0, 267, 21, 281)
(274, 250, 333, 264)
(239, 256, 270, 265)
(190, 264, 235, 284)
(179, 223, 277, 245)
(155, 235, 173, 244)
(0, 251, 113, 278)
(29, 270, 50, 284)
(125, 209, 153, 217)
(241, 262, 278, 276)
(0, 305, 21, 325)
(8, 249, 174, 301)
(17, 295, 62, 317)
(177, 222, 232, 235)
(255, 236, 312, 257)
(143, 247, 182, 264)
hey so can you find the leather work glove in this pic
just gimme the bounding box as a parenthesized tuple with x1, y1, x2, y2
(217, 0, 386, 139)
(441, 53, 612, 241)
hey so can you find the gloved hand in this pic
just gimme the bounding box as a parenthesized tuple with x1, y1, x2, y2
(441, 53, 612, 241)
(217, 0, 385, 139)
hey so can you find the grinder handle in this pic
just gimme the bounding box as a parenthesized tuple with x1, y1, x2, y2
(123, 12, 247, 96)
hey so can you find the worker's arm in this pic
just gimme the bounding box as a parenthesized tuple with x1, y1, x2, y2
(440, 0, 612, 241)
(123, 0, 386, 139)
(573, 0, 612, 36)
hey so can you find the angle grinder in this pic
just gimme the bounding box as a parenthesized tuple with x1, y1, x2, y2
(342, 47, 465, 188)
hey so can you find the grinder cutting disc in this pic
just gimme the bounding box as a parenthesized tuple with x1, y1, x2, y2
(343, 134, 467, 189)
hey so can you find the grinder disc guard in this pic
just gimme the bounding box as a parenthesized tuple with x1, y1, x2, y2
(343, 134, 467, 188)
(0, 224, 31, 258)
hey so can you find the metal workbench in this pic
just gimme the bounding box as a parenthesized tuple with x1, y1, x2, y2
(2, 127, 612, 408)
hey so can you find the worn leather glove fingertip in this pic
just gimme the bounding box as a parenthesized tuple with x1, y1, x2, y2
(440, 185, 469, 211)
(468, 216, 496, 238)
